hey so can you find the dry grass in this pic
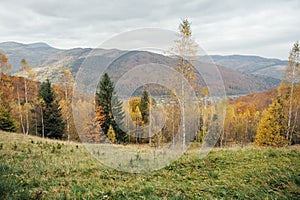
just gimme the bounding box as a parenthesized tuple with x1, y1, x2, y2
(1, 131, 299, 199)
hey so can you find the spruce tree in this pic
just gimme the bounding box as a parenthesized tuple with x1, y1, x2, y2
(0, 102, 17, 132)
(140, 90, 150, 124)
(96, 73, 126, 142)
(39, 79, 54, 106)
(39, 79, 65, 139)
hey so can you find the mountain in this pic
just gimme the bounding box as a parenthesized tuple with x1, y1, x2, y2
(0, 41, 62, 73)
(0, 42, 281, 95)
(198, 55, 288, 79)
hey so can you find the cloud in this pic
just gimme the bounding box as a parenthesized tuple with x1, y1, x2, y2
(0, 0, 299, 59)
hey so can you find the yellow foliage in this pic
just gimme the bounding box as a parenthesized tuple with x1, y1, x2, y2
(107, 125, 116, 143)
(255, 99, 288, 147)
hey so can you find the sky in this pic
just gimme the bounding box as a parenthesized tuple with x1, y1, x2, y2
(0, 0, 299, 59)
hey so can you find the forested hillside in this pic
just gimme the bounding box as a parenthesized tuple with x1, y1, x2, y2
(1, 40, 299, 147)
(1, 42, 280, 95)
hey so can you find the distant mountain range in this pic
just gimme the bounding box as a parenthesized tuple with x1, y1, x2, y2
(0, 41, 285, 95)
(198, 55, 287, 79)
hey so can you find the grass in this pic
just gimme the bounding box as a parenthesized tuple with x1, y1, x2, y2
(0, 131, 299, 199)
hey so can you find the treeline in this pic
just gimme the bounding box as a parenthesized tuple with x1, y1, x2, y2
(255, 42, 300, 146)
(205, 42, 300, 147)
(0, 56, 77, 141)
(91, 42, 300, 147)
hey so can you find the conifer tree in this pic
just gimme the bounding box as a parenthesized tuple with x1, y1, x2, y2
(96, 73, 126, 142)
(39, 79, 65, 139)
(0, 102, 17, 132)
(140, 90, 150, 124)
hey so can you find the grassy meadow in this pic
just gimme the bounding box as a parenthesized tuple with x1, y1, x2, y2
(0, 131, 299, 199)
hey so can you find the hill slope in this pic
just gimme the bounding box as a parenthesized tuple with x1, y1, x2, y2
(199, 55, 288, 79)
(0, 42, 62, 73)
(0, 131, 299, 199)
(0, 42, 281, 95)
(229, 87, 278, 111)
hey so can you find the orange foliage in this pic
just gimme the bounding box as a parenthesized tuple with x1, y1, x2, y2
(230, 88, 277, 111)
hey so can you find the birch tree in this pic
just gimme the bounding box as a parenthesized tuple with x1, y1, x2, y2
(172, 19, 198, 149)
(279, 41, 300, 143)
(20, 59, 36, 135)
(285, 42, 299, 142)
(58, 66, 74, 142)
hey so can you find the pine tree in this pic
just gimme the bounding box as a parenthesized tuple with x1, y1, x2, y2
(0, 102, 17, 132)
(39, 79, 65, 139)
(96, 73, 126, 142)
(140, 90, 150, 124)
(255, 98, 288, 147)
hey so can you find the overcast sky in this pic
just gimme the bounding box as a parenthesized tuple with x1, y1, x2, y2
(0, 0, 299, 59)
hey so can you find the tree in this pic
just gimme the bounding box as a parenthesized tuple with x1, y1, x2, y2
(39, 79, 65, 139)
(198, 87, 209, 144)
(57, 66, 74, 142)
(140, 90, 150, 124)
(111, 91, 126, 142)
(172, 19, 198, 149)
(95, 105, 105, 127)
(16, 85, 25, 134)
(19, 59, 36, 135)
(294, 84, 300, 143)
(107, 124, 117, 143)
(0, 53, 11, 80)
(224, 104, 237, 145)
(0, 54, 14, 110)
(0, 102, 17, 132)
(281, 42, 300, 142)
(96, 73, 126, 142)
(255, 98, 288, 147)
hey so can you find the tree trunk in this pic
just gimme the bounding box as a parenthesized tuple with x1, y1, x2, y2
(41, 107, 45, 138)
(24, 78, 29, 135)
(149, 98, 152, 146)
(287, 61, 296, 141)
(181, 79, 186, 150)
(172, 104, 175, 148)
(65, 84, 70, 142)
(290, 105, 298, 143)
(35, 110, 38, 136)
(17, 86, 25, 134)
